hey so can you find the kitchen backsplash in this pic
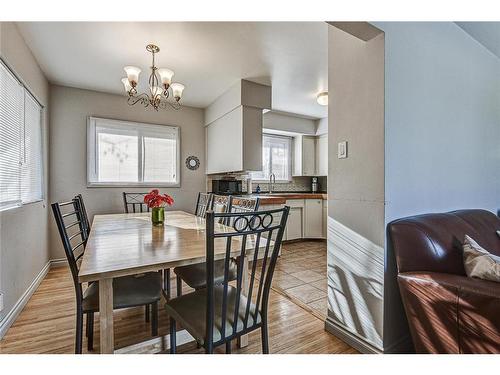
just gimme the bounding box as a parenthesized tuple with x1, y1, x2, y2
(206, 174, 327, 193)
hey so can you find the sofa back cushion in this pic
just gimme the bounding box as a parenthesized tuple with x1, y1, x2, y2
(388, 209, 500, 275)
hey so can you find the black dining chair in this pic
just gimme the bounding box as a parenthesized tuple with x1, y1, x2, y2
(123, 191, 172, 299)
(173, 193, 243, 297)
(166, 206, 290, 354)
(52, 198, 162, 353)
(75, 194, 90, 241)
(122, 192, 150, 213)
(195, 192, 212, 218)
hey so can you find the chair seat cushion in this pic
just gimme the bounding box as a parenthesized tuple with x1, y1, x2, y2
(82, 272, 162, 312)
(173, 259, 238, 290)
(164, 285, 261, 345)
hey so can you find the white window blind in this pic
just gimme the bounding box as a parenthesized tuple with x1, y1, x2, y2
(251, 134, 292, 181)
(87, 117, 180, 187)
(0, 62, 23, 211)
(21, 92, 43, 203)
(0, 61, 44, 211)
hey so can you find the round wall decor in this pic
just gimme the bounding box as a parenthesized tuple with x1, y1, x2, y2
(185, 155, 200, 170)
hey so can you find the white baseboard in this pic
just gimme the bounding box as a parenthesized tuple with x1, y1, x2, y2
(0, 258, 67, 340)
(325, 316, 382, 354)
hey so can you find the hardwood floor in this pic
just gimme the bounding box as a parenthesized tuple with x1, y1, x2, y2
(0, 241, 356, 354)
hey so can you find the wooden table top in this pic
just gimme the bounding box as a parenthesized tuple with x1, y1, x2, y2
(78, 210, 269, 283)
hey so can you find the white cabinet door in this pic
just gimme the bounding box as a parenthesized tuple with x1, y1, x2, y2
(322, 200, 327, 239)
(304, 199, 323, 238)
(286, 207, 303, 240)
(302, 136, 316, 176)
(316, 134, 328, 176)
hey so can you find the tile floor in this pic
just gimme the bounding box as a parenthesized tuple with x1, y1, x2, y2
(272, 240, 328, 319)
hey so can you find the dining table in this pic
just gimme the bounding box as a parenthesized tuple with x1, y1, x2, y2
(78, 210, 270, 354)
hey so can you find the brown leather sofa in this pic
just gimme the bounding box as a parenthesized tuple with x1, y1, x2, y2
(388, 209, 500, 353)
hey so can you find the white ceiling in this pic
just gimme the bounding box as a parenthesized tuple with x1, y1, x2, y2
(16, 22, 328, 118)
(456, 22, 500, 59)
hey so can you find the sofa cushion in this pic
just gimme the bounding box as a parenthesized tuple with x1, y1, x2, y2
(463, 235, 500, 282)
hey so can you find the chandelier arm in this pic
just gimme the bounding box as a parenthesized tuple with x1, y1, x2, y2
(127, 93, 150, 107)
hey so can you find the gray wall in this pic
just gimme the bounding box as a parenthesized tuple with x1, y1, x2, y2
(0, 23, 50, 322)
(374, 22, 500, 223)
(49, 85, 205, 259)
(326, 24, 386, 351)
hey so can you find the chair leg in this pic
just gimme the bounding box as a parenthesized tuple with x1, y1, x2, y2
(145, 304, 150, 323)
(261, 321, 269, 354)
(176, 275, 182, 297)
(205, 341, 213, 354)
(164, 269, 171, 300)
(151, 302, 158, 337)
(170, 318, 177, 354)
(226, 340, 232, 354)
(75, 308, 83, 354)
(87, 312, 94, 352)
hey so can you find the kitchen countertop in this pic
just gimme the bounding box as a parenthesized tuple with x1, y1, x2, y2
(233, 192, 328, 205)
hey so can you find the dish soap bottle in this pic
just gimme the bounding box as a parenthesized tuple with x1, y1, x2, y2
(256, 184, 261, 194)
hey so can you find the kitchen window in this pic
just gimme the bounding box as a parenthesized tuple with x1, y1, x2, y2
(87, 117, 180, 187)
(0, 60, 44, 212)
(250, 134, 292, 182)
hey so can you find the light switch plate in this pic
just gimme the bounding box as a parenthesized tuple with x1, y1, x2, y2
(338, 141, 348, 159)
(0, 292, 4, 312)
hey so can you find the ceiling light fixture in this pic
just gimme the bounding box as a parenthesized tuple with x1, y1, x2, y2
(317, 91, 328, 106)
(122, 44, 185, 111)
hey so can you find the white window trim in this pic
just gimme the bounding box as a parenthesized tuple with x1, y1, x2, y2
(87, 116, 181, 188)
(251, 133, 293, 183)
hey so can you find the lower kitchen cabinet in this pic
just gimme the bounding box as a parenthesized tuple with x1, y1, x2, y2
(304, 199, 323, 238)
(286, 207, 303, 240)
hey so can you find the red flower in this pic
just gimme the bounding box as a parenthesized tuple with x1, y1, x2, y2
(144, 189, 174, 208)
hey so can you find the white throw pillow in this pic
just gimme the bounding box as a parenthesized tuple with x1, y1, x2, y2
(463, 235, 500, 282)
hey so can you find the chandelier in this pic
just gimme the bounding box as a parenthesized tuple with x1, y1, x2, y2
(121, 44, 185, 111)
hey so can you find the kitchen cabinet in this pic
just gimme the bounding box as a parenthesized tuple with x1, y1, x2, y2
(322, 199, 328, 238)
(293, 135, 316, 176)
(304, 199, 324, 238)
(316, 134, 328, 176)
(206, 106, 262, 174)
(286, 207, 303, 240)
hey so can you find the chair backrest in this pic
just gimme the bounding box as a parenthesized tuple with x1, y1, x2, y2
(74, 194, 90, 240)
(51, 198, 88, 299)
(210, 194, 231, 224)
(228, 196, 260, 230)
(123, 192, 150, 213)
(204, 206, 290, 346)
(195, 192, 212, 218)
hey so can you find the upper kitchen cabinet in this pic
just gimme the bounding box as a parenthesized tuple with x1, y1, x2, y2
(293, 135, 316, 176)
(205, 80, 271, 174)
(316, 133, 328, 176)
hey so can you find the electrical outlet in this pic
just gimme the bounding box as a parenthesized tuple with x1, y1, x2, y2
(0, 292, 4, 312)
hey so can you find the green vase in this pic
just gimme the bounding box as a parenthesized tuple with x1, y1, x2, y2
(151, 207, 165, 226)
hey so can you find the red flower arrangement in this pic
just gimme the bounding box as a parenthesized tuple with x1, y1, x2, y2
(144, 189, 174, 208)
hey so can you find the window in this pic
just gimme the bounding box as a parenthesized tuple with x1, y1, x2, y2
(87, 117, 180, 187)
(250, 134, 292, 181)
(0, 60, 43, 212)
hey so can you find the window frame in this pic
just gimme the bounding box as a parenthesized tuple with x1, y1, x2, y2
(251, 133, 293, 183)
(87, 116, 181, 188)
(0, 58, 44, 212)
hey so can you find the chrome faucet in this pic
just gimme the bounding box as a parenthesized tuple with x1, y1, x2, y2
(269, 173, 276, 194)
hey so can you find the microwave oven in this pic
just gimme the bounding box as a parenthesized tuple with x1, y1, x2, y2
(211, 179, 243, 195)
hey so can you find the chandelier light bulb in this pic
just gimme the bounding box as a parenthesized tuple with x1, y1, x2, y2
(121, 78, 132, 92)
(157, 68, 174, 88)
(171, 83, 185, 101)
(124, 66, 141, 85)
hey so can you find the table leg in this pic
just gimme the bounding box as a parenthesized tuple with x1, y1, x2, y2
(238, 255, 249, 348)
(99, 278, 114, 354)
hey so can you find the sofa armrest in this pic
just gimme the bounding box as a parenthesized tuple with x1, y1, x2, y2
(398, 272, 500, 353)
